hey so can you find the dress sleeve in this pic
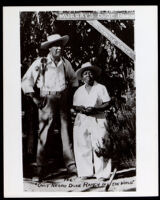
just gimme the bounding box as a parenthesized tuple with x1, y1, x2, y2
(73, 89, 81, 106)
(100, 85, 111, 103)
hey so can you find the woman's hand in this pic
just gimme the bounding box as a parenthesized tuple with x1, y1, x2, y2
(74, 106, 86, 114)
(85, 107, 96, 115)
(78, 106, 87, 114)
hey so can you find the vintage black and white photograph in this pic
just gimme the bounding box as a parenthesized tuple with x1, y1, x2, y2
(3, 6, 158, 197)
(20, 10, 136, 192)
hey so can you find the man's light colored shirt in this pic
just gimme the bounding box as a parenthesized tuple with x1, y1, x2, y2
(73, 81, 111, 108)
(21, 54, 78, 94)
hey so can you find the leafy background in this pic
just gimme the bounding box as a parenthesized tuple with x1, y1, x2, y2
(21, 11, 136, 174)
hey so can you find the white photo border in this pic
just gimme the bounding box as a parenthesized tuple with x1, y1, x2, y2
(3, 5, 158, 197)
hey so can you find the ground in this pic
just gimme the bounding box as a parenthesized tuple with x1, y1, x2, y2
(23, 167, 136, 192)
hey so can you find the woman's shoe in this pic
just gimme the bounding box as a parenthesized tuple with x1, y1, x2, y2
(79, 176, 94, 180)
(98, 177, 110, 181)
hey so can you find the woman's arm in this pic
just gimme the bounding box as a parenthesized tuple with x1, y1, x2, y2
(94, 101, 110, 112)
(85, 101, 110, 115)
(73, 105, 86, 114)
(73, 101, 110, 115)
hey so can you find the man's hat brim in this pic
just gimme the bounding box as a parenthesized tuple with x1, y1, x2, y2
(40, 35, 69, 49)
(76, 66, 102, 80)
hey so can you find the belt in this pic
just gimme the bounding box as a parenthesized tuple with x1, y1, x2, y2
(40, 90, 66, 96)
(77, 111, 106, 118)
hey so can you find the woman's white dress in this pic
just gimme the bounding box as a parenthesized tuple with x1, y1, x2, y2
(73, 81, 112, 178)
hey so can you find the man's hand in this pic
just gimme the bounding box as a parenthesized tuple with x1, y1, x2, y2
(32, 97, 41, 107)
(34, 97, 47, 109)
(26, 93, 46, 109)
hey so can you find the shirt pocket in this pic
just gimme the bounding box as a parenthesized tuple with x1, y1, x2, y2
(96, 118, 108, 128)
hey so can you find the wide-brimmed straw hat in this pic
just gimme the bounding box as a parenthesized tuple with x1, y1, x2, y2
(40, 34, 69, 49)
(76, 62, 101, 80)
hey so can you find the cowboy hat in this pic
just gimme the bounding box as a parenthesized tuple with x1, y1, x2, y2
(40, 34, 69, 49)
(76, 62, 101, 80)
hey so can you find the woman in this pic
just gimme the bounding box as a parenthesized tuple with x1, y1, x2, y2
(73, 62, 112, 180)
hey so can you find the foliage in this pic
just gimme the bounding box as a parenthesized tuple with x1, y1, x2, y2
(21, 11, 136, 168)
(108, 88, 136, 168)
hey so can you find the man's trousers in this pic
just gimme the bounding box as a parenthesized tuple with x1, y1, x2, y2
(36, 88, 75, 174)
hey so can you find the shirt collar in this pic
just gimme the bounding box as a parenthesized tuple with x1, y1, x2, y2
(84, 81, 97, 87)
(83, 81, 97, 92)
(47, 54, 63, 67)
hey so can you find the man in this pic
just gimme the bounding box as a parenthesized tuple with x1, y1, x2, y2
(22, 34, 78, 181)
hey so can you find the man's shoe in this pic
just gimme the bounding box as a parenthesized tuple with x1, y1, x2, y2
(33, 166, 46, 182)
(32, 176, 43, 182)
(67, 164, 77, 175)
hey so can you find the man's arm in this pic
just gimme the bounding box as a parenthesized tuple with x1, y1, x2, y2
(64, 59, 79, 88)
(64, 59, 79, 106)
(21, 60, 37, 94)
(22, 58, 46, 109)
